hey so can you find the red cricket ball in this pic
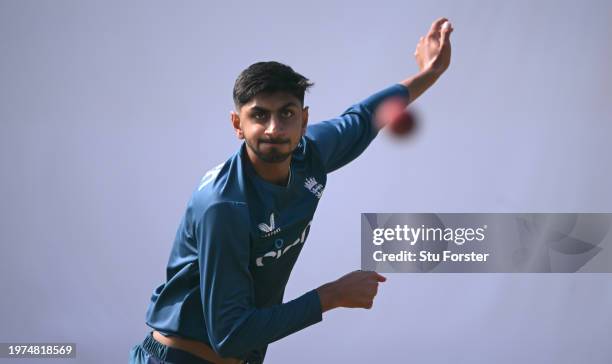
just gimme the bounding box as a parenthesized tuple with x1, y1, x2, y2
(374, 97, 419, 138)
(388, 109, 416, 136)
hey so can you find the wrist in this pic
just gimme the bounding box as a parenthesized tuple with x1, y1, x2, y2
(316, 282, 339, 313)
(401, 67, 442, 104)
(419, 66, 443, 82)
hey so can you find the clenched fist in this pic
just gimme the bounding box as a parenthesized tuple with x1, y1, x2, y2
(317, 270, 387, 311)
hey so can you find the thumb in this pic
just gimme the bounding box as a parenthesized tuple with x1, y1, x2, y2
(374, 272, 387, 282)
(440, 22, 452, 48)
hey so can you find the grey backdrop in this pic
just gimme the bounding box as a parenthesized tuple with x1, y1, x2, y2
(1, 0, 611, 363)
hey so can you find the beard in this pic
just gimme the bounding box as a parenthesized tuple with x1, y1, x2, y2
(245, 137, 294, 163)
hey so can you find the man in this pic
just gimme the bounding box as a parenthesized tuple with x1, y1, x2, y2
(130, 17, 453, 364)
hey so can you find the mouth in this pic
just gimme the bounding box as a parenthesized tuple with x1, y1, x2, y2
(259, 139, 289, 145)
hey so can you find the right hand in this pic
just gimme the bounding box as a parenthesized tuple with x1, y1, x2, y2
(318, 270, 387, 310)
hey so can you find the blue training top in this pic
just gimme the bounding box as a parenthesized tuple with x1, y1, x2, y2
(144, 83, 409, 363)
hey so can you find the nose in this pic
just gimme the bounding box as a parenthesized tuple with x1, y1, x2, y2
(264, 116, 284, 137)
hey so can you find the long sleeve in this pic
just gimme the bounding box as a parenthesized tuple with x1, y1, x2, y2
(196, 201, 323, 359)
(306, 83, 409, 173)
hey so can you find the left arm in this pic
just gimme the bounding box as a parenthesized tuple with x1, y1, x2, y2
(401, 17, 453, 104)
(306, 83, 410, 173)
(306, 17, 454, 173)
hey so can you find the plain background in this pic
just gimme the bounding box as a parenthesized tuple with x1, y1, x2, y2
(1, 0, 611, 363)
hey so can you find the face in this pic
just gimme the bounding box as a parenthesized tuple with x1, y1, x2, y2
(232, 92, 308, 164)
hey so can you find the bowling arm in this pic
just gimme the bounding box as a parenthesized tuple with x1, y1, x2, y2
(400, 67, 442, 104)
(403, 17, 453, 103)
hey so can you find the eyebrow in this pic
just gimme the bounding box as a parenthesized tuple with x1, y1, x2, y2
(249, 102, 299, 112)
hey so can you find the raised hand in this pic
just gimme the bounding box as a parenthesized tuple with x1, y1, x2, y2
(414, 18, 453, 75)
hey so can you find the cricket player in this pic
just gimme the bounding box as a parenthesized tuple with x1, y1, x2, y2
(130, 17, 453, 364)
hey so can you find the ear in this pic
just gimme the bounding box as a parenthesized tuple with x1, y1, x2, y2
(231, 110, 244, 139)
(301, 106, 309, 136)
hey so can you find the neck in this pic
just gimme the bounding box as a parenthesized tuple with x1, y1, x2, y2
(244, 147, 291, 186)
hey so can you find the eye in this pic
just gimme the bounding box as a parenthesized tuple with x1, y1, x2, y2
(253, 111, 267, 120)
(280, 109, 294, 118)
